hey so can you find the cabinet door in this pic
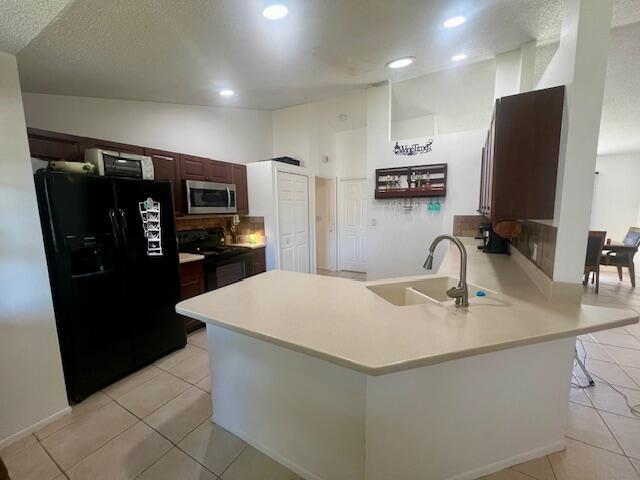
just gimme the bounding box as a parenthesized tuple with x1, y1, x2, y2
(145, 149, 183, 216)
(180, 154, 207, 181)
(479, 147, 486, 214)
(81, 138, 144, 155)
(207, 160, 232, 183)
(231, 164, 248, 214)
(27, 128, 84, 161)
(251, 247, 266, 275)
(179, 260, 205, 333)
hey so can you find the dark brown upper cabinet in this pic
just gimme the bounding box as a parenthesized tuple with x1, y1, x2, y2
(179, 155, 232, 184)
(207, 159, 232, 183)
(27, 128, 249, 218)
(145, 148, 183, 216)
(231, 164, 248, 215)
(27, 128, 84, 162)
(478, 85, 565, 222)
(82, 139, 145, 155)
(179, 154, 208, 181)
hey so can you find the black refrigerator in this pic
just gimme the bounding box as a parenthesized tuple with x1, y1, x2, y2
(35, 171, 186, 402)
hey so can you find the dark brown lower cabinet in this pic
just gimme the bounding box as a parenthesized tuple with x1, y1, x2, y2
(179, 260, 205, 333)
(251, 247, 266, 275)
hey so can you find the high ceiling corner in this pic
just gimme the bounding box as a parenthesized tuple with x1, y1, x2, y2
(0, 0, 76, 54)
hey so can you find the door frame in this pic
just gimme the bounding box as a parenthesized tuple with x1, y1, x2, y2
(273, 164, 316, 274)
(314, 176, 338, 272)
(337, 177, 367, 272)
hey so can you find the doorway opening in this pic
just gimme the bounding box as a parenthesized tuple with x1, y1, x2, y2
(314, 176, 337, 272)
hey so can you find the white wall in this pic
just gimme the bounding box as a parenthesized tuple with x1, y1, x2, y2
(272, 103, 314, 167)
(0, 52, 68, 446)
(391, 60, 496, 135)
(391, 115, 436, 141)
(590, 153, 640, 240)
(22, 93, 273, 164)
(272, 91, 368, 179)
(536, 0, 613, 283)
(336, 128, 366, 179)
(366, 84, 483, 280)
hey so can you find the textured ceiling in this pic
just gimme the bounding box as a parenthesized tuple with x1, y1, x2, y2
(599, 21, 640, 155)
(0, 0, 75, 53)
(13, 0, 570, 110)
(7, 0, 640, 112)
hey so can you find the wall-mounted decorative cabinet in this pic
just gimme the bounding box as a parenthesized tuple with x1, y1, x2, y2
(478, 85, 565, 221)
(374, 163, 447, 199)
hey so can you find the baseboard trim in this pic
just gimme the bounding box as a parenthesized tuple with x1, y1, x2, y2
(212, 417, 324, 480)
(0, 405, 71, 450)
(446, 439, 565, 480)
(213, 415, 564, 480)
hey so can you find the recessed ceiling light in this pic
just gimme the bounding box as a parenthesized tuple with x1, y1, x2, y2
(444, 16, 466, 28)
(451, 53, 467, 62)
(219, 89, 235, 97)
(387, 56, 415, 69)
(262, 4, 288, 20)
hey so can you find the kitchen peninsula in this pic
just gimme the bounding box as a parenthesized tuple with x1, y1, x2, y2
(176, 239, 638, 480)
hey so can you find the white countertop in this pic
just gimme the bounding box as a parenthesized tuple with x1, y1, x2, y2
(178, 252, 205, 264)
(227, 242, 266, 249)
(176, 240, 638, 376)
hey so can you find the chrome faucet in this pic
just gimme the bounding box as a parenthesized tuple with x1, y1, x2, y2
(423, 235, 469, 307)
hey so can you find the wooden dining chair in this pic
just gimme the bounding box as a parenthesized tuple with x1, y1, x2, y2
(601, 227, 640, 288)
(584, 230, 606, 293)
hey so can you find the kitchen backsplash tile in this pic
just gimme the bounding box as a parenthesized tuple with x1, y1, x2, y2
(175, 216, 265, 238)
(511, 220, 557, 279)
(452, 215, 489, 237)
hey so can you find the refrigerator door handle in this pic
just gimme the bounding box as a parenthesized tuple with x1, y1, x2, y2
(118, 208, 129, 251)
(108, 209, 121, 249)
(226, 186, 231, 209)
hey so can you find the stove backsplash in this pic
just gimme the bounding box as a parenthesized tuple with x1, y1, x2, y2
(175, 216, 265, 244)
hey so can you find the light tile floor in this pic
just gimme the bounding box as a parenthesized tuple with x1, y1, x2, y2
(1, 269, 639, 480)
(484, 269, 640, 480)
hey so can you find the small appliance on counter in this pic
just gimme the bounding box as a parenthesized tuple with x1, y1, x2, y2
(178, 227, 252, 290)
(85, 148, 155, 179)
(477, 224, 510, 254)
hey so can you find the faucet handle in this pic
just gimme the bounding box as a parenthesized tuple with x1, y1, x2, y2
(446, 285, 467, 299)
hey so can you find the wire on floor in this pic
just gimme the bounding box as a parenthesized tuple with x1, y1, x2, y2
(572, 337, 640, 417)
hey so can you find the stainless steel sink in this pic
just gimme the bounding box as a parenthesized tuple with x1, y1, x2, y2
(366, 276, 490, 306)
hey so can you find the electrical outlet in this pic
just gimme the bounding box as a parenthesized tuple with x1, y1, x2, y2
(532, 243, 538, 262)
(370, 218, 377, 227)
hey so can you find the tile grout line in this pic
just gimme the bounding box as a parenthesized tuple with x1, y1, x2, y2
(564, 432, 627, 458)
(218, 443, 248, 477)
(545, 454, 558, 480)
(36, 397, 116, 442)
(53, 420, 142, 475)
(174, 416, 227, 479)
(35, 435, 71, 480)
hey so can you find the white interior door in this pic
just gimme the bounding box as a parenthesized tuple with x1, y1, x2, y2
(278, 172, 310, 273)
(339, 179, 367, 272)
